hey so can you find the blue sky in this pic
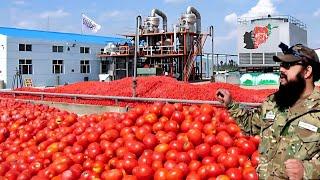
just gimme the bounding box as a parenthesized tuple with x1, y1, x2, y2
(0, 0, 319, 54)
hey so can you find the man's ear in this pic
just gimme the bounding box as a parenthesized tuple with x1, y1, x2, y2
(304, 65, 313, 79)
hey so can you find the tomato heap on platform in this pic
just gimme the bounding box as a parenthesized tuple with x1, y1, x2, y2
(3, 76, 275, 107)
(0, 99, 260, 180)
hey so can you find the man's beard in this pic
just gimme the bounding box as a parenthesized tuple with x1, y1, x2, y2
(274, 73, 306, 111)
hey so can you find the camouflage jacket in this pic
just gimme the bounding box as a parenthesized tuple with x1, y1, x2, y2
(228, 89, 320, 180)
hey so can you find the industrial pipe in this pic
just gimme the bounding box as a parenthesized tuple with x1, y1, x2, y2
(209, 26, 216, 75)
(133, 15, 142, 97)
(151, 9, 167, 32)
(186, 6, 201, 33)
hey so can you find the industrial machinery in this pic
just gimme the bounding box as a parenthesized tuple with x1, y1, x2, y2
(98, 6, 208, 81)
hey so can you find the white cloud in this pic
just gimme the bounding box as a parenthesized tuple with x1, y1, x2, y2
(164, 0, 185, 4)
(223, 0, 278, 25)
(272, 0, 284, 3)
(314, 8, 320, 17)
(13, 0, 25, 5)
(241, 0, 277, 19)
(39, 9, 69, 19)
(224, 13, 238, 25)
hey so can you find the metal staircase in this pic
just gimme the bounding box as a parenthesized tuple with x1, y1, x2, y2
(183, 34, 208, 81)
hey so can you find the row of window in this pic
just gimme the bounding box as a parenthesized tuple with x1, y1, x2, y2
(19, 59, 90, 75)
(19, 44, 90, 54)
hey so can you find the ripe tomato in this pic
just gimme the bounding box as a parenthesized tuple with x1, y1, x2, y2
(144, 113, 158, 124)
(226, 168, 243, 180)
(154, 168, 168, 180)
(162, 104, 176, 118)
(216, 131, 234, 148)
(222, 154, 239, 169)
(251, 151, 260, 167)
(195, 143, 211, 158)
(132, 165, 153, 180)
(211, 144, 227, 159)
(226, 123, 241, 136)
(242, 167, 258, 180)
(154, 143, 169, 154)
(236, 140, 256, 156)
(187, 129, 202, 145)
(167, 168, 184, 180)
(143, 133, 159, 149)
(101, 169, 123, 180)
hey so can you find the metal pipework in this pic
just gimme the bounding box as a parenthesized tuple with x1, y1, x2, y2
(151, 9, 167, 32)
(186, 6, 201, 33)
(133, 15, 142, 97)
(209, 26, 215, 74)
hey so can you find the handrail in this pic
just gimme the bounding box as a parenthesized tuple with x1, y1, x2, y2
(0, 90, 261, 107)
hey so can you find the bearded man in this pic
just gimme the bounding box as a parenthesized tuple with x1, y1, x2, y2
(216, 43, 320, 180)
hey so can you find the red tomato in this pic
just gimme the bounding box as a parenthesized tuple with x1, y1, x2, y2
(200, 104, 214, 116)
(226, 123, 241, 136)
(154, 143, 169, 154)
(176, 152, 191, 164)
(101, 169, 123, 180)
(167, 168, 184, 180)
(162, 104, 176, 118)
(251, 151, 260, 167)
(237, 140, 256, 156)
(164, 160, 177, 170)
(186, 171, 201, 180)
(169, 140, 183, 151)
(164, 120, 179, 133)
(154, 168, 168, 180)
(211, 144, 227, 159)
(242, 167, 258, 180)
(132, 165, 153, 180)
(143, 133, 159, 149)
(123, 158, 138, 174)
(144, 113, 158, 124)
(187, 129, 202, 145)
(195, 143, 211, 158)
(216, 131, 234, 148)
(171, 111, 185, 123)
(226, 168, 243, 180)
(204, 134, 217, 145)
(222, 154, 239, 169)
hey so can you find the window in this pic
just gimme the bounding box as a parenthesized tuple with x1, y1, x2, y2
(52, 60, 64, 74)
(80, 47, 90, 54)
(19, 44, 32, 51)
(80, 60, 90, 73)
(52, 45, 64, 52)
(101, 61, 109, 73)
(19, 59, 32, 74)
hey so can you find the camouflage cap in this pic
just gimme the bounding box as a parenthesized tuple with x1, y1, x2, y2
(273, 43, 320, 63)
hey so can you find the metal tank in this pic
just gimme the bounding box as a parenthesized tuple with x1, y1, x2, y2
(143, 9, 167, 33)
(179, 6, 201, 33)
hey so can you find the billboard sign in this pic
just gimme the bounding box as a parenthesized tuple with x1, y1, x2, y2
(243, 24, 278, 49)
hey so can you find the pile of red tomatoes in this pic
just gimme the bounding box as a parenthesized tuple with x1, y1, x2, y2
(0, 99, 259, 179)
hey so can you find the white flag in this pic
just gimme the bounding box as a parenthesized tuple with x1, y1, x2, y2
(82, 14, 101, 33)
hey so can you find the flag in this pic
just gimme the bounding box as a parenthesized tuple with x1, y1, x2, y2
(82, 14, 101, 33)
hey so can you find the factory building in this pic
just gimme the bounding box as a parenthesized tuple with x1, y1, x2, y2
(237, 15, 307, 72)
(0, 27, 128, 89)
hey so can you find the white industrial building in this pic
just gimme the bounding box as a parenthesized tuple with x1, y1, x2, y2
(237, 15, 308, 72)
(0, 27, 128, 89)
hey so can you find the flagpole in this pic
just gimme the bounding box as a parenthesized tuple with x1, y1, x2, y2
(81, 13, 84, 35)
